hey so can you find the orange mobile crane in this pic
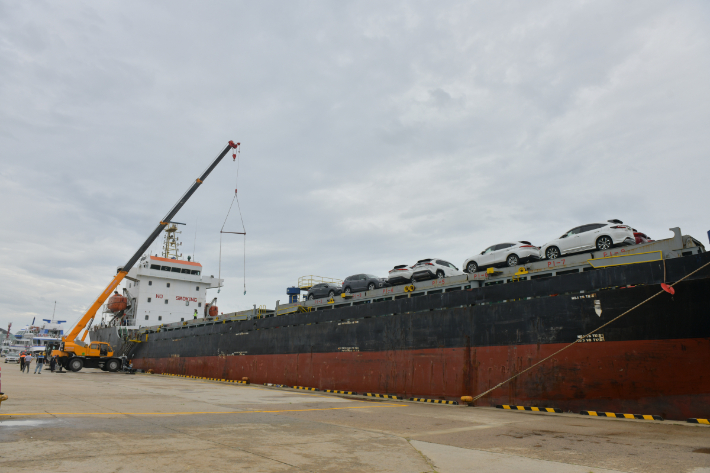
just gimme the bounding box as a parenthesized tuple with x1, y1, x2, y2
(52, 141, 240, 372)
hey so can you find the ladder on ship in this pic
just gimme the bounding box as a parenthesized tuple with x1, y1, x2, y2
(115, 329, 141, 356)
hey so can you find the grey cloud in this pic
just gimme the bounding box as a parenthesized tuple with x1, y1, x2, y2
(1, 0, 708, 329)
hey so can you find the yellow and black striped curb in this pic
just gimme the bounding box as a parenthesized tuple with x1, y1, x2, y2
(325, 390, 358, 395)
(687, 418, 710, 425)
(497, 404, 562, 413)
(581, 411, 663, 421)
(364, 393, 398, 399)
(160, 374, 249, 384)
(293, 386, 319, 391)
(411, 398, 458, 405)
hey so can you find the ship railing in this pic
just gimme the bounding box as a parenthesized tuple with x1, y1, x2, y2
(297, 275, 343, 290)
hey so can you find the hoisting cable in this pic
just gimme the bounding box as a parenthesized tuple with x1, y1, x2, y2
(218, 142, 246, 294)
(468, 259, 710, 404)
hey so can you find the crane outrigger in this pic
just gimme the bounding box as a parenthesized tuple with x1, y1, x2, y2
(52, 141, 240, 372)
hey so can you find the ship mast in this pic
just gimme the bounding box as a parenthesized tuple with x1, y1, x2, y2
(162, 224, 183, 259)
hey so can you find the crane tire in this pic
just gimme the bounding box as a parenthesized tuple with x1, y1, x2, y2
(69, 358, 84, 372)
(107, 359, 121, 372)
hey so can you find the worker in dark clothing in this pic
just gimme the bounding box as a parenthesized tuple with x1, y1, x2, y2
(50, 355, 57, 372)
(34, 353, 45, 374)
(20, 352, 26, 371)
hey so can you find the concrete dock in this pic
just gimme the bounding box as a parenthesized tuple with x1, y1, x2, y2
(1, 366, 709, 472)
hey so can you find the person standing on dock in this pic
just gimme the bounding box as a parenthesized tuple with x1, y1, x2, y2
(50, 355, 57, 372)
(23, 353, 33, 373)
(19, 352, 25, 371)
(34, 353, 45, 374)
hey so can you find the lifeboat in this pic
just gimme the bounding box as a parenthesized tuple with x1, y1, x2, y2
(107, 292, 128, 312)
(208, 305, 218, 317)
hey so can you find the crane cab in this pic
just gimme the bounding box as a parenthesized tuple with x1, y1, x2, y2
(75, 341, 114, 358)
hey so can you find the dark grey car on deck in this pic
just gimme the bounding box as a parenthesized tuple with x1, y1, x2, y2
(306, 283, 342, 300)
(342, 274, 389, 294)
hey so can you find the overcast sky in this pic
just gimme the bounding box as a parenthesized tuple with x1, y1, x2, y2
(1, 0, 708, 332)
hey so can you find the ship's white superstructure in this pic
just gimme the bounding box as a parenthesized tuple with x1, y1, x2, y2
(96, 223, 223, 329)
(119, 255, 223, 325)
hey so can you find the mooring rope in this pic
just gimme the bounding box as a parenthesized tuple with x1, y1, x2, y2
(469, 259, 710, 403)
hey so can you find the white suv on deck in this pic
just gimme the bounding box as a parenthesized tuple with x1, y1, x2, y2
(411, 259, 464, 281)
(541, 220, 636, 260)
(462, 242, 541, 273)
(388, 264, 415, 285)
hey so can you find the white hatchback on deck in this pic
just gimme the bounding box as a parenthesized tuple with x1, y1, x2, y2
(462, 242, 541, 273)
(411, 259, 464, 282)
(540, 220, 636, 260)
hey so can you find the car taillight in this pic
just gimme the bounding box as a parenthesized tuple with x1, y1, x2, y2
(611, 225, 628, 229)
(519, 245, 536, 248)
(424, 263, 433, 266)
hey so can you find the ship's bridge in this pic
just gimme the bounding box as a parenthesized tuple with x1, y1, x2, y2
(147, 255, 202, 276)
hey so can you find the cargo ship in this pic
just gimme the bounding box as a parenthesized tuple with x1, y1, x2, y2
(92, 226, 710, 420)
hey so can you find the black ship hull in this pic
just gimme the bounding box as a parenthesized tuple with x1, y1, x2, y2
(94, 253, 710, 420)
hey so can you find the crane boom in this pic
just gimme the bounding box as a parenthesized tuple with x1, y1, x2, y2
(61, 141, 239, 344)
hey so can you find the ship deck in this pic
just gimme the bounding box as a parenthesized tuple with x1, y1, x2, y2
(1, 367, 710, 472)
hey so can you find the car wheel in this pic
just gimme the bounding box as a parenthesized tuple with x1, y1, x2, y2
(328, 290, 335, 298)
(506, 254, 519, 267)
(307, 294, 314, 300)
(436, 270, 445, 279)
(545, 246, 560, 259)
(596, 236, 613, 251)
(344, 287, 351, 294)
(69, 358, 83, 372)
(466, 262, 478, 273)
(367, 283, 375, 291)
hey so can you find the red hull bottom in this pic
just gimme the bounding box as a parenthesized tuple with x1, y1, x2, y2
(134, 338, 710, 420)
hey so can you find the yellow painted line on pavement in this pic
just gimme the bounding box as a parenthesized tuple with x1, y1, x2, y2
(152, 374, 351, 401)
(0, 403, 408, 418)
